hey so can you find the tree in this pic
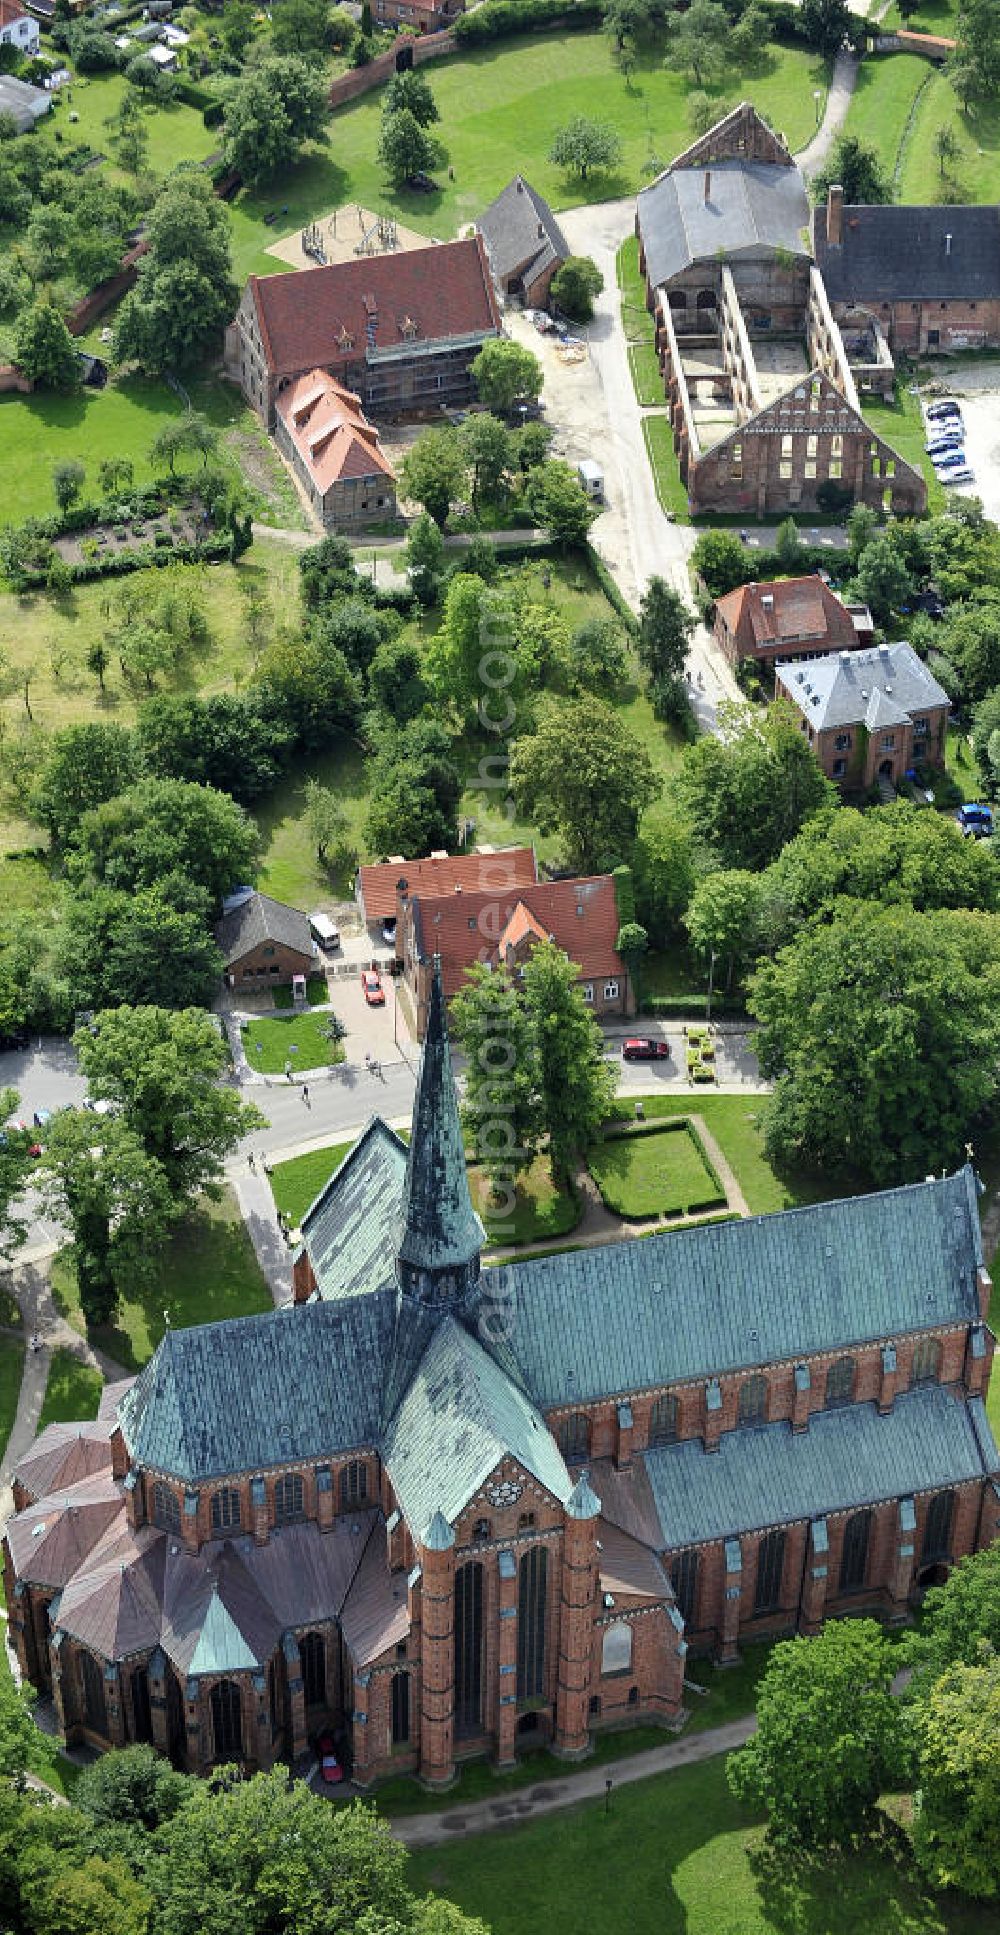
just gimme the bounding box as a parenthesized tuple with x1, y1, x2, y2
(521, 940, 616, 1178)
(271, 0, 332, 53)
(750, 901, 1000, 1183)
(406, 509, 446, 605)
(0, 1088, 37, 1265)
(365, 718, 462, 857)
(566, 616, 628, 693)
(813, 134, 892, 207)
(400, 426, 466, 527)
(850, 535, 913, 623)
(615, 918, 648, 1005)
(511, 695, 660, 872)
(666, 0, 729, 86)
(686, 869, 765, 992)
(903, 1542, 1000, 1696)
(677, 700, 836, 872)
(32, 722, 139, 847)
(255, 631, 360, 750)
(845, 501, 878, 563)
(149, 412, 218, 477)
(61, 885, 224, 1011)
(136, 694, 288, 805)
(40, 1108, 175, 1326)
(972, 687, 1000, 795)
(303, 778, 346, 866)
(934, 122, 960, 177)
(460, 412, 513, 511)
(69, 777, 260, 907)
(634, 810, 697, 945)
(526, 459, 596, 548)
(550, 255, 604, 322)
(52, 460, 85, 514)
(950, 0, 1000, 107)
(383, 68, 439, 126)
(76, 1006, 263, 1203)
(220, 0, 256, 58)
(113, 172, 236, 374)
(516, 419, 554, 475)
(774, 516, 804, 571)
(638, 576, 694, 684)
(369, 633, 431, 723)
(911, 1655, 1000, 1899)
(548, 115, 623, 182)
(691, 528, 749, 597)
(450, 964, 543, 1194)
(98, 456, 134, 498)
(799, 0, 851, 55)
(727, 1621, 906, 1849)
(377, 107, 433, 186)
(471, 337, 543, 416)
(938, 593, 1000, 705)
(221, 56, 327, 184)
(762, 801, 1000, 944)
(0, 1666, 50, 1789)
(12, 298, 79, 390)
(76, 1743, 190, 1831)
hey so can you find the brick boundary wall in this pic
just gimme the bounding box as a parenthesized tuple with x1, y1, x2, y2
(0, 366, 32, 393)
(327, 28, 457, 108)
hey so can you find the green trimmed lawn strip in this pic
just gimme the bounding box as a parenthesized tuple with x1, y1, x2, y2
(406, 1748, 998, 1935)
(863, 388, 945, 514)
(589, 1121, 722, 1219)
(629, 341, 666, 407)
(269, 1141, 354, 1227)
(240, 1012, 346, 1076)
(0, 1335, 24, 1464)
(898, 66, 1000, 206)
(642, 414, 690, 523)
(51, 1189, 272, 1370)
(37, 1349, 103, 1433)
(607, 1094, 831, 1216)
(469, 1155, 581, 1245)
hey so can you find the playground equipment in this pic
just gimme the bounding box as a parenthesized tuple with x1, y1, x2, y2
(302, 223, 327, 264)
(353, 211, 399, 257)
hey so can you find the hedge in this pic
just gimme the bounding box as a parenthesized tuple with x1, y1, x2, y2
(455, 0, 602, 42)
(583, 540, 639, 636)
(589, 1118, 728, 1217)
(642, 993, 748, 1018)
(19, 535, 233, 590)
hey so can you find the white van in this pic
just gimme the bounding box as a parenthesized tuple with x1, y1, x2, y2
(577, 459, 604, 502)
(309, 912, 340, 952)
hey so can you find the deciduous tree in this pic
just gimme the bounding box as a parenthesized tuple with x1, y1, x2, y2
(911, 1654, 1000, 1899)
(521, 940, 616, 1179)
(40, 1108, 175, 1327)
(667, 0, 729, 84)
(460, 411, 513, 510)
(450, 963, 543, 1193)
(638, 575, 694, 684)
(303, 777, 347, 866)
(677, 700, 836, 872)
(799, 0, 851, 55)
(221, 55, 327, 184)
(377, 107, 434, 185)
(12, 298, 79, 391)
(364, 718, 461, 857)
(548, 115, 622, 181)
(471, 337, 543, 416)
(686, 869, 765, 990)
(32, 723, 139, 847)
(383, 68, 439, 125)
(406, 510, 446, 605)
(61, 885, 224, 1011)
(511, 694, 660, 871)
(525, 459, 596, 548)
(113, 172, 236, 373)
(70, 777, 260, 907)
(550, 255, 604, 321)
(813, 133, 892, 206)
(400, 426, 466, 527)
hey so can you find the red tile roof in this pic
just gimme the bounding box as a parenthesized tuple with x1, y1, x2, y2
(248, 235, 502, 378)
(714, 575, 862, 659)
(408, 874, 623, 998)
(276, 368, 395, 493)
(358, 846, 537, 922)
(0, 0, 30, 25)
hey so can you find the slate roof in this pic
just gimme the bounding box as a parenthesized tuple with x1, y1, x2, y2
(396, 967, 484, 1279)
(778, 642, 951, 734)
(214, 891, 314, 969)
(383, 1316, 572, 1536)
(357, 847, 537, 922)
(477, 175, 569, 291)
(162, 1539, 283, 1676)
(298, 1118, 407, 1298)
(643, 1386, 999, 1549)
(13, 1420, 114, 1506)
(596, 1520, 672, 1601)
(408, 874, 624, 999)
(247, 236, 502, 378)
(813, 202, 1000, 305)
(5, 1476, 123, 1590)
(494, 1167, 983, 1409)
(714, 575, 863, 658)
(637, 158, 809, 291)
(56, 1523, 166, 1661)
(339, 1518, 410, 1666)
(118, 1297, 396, 1481)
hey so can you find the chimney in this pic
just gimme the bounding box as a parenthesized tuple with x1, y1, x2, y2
(704, 169, 711, 204)
(945, 232, 953, 256)
(826, 184, 843, 249)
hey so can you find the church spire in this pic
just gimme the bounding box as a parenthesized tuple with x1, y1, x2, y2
(396, 958, 484, 1306)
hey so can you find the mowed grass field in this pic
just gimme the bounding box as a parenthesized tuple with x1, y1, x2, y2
(228, 33, 831, 281)
(898, 69, 1000, 206)
(39, 73, 218, 181)
(839, 53, 934, 188)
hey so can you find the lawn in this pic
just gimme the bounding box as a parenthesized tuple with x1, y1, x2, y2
(226, 33, 831, 282)
(607, 1093, 832, 1216)
(51, 1188, 272, 1370)
(469, 1154, 581, 1246)
(268, 1140, 353, 1227)
(944, 723, 979, 803)
(405, 1749, 998, 1935)
(0, 376, 304, 530)
(588, 1121, 724, 1219)
(840, 53, 934, 189)
(240, 1011, 346, 1076)
(37, 1348, 103, 1434)
(863, 388, 945, 514)
(898, 68, 1000, 206)
(0, 1335, 24, 1464)
(642, 413, 690, 524)
(628, 342, 666, 408)
(40, 73, 217, 184)
(881, 0, 958, 26)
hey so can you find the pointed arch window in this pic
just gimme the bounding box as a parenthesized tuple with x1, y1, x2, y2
(211, 1679, 243, 1761)
(922, 1489, 954, 1564)
(517, 1546, 547, 1699)
(910, 1337, 941, 1388)
(825, 1357, 855, 1409)
(839, 1509, 871, 1593)
(649, 1394, 678, 1446)
(454, 1561, 484, 1739)
(559, 1412, 590, 1463)
(754, 1529, 786, 1613)
(80, 1653, 107, 1735)
(340, 1461, 368, 1510)
(300, 1631, 326, 1707)
(275, 1473, 304, 1523)
(738, 1374, 767, 1427)
(153, 1483, 180, 1534)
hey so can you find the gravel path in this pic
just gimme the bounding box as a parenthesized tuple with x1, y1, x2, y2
(797, 49, 860, 178)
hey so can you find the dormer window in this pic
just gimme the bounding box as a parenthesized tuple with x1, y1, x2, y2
(399, 315, 418, 340)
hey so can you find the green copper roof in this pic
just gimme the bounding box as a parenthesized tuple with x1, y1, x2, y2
(643, 1385, 998, 1549)
(424, 1509, 455, 1550)
(492, 1168, 983, 1408)
(566, 1472, 601, 1519)
(383, 1316, 572, 1533)
(298, 1118, 407, 1303)
(397, 964, 484, 1278)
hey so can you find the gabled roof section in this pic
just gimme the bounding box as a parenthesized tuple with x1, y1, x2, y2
(383, 1316, 572, 1533)
(340, 1519, 410, 1666)
(813, 201, 1000, 305)
(118, 1297, 396, 1482)
(5, 1477, 123, 1590)
(247, 236, 502, 378)
(477, 175, 569, 286)
(397, 964, 484, 1279)
(276, 368, 395, 495)
(637, 157, 809, 291)
(357, 846, 537, 922)
(597, 1520, 672, 1600)
(162, 1540, 282, 1677)
(779, 641, 950, 733)
(668, 102, 793, 172)
(56, 1525, 166, 1661)
(13, 1419, 114, 1506)
(299, 1117, 407, 1302)
(492, 1168, 983, 1409)
(214, 891, 313, 968)
(714, 575, 861, 657)
(408, 874, 623, 998)
(644, 1385, 999, 1549)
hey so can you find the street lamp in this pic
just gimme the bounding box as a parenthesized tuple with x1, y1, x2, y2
(813, 87, 823, 127)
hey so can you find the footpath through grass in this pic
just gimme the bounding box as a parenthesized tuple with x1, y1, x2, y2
(607, 1093, 832, 1217)
(52, 1189, 271, 1370)
(37, 1349, 104, 1434)
(406, 1748, 998, 1935)
(840, 53, 933, 189)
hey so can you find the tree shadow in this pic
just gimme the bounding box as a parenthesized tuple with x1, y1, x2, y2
(746, 1817, 976, 1935)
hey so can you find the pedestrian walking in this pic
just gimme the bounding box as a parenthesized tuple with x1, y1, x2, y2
(29, 1333, 40, 1354)
(285, 1060, 293, 1083)
(302, 1084, 310, 1106)
(248, 1151, 256, 1173)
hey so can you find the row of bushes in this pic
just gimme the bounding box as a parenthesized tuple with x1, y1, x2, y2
(642, 993, 748, 1018)
(584, 541, 640, 638)
(455, 0, 602, 43)
(20, 534, 236, 591)
(34, 479, 197, 541)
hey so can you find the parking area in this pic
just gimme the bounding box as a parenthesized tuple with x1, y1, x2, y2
(919, 365, 1000, 515)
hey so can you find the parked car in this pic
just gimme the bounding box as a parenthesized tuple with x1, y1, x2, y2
(926, 433, 963, 455)
(314, 1730, 344, 1785)
(957, 802, 993, 838)
(941, 468, 975, 487)
(926, 399, 962, 421)
(621, 1037, 670, 1061)
(361, 969, 385, 1006)
(934, 451, 969, 472)
(13, 1123, 42, 1158)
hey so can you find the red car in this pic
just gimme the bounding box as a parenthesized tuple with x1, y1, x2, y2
(622, 1037, 670, 1061)
(361, 970, 385, 1007)
(316, 1731, 344, 1784)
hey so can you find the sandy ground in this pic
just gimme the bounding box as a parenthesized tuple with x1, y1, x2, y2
(919, 364, 1000, 525)
(267, 205, 433, 272)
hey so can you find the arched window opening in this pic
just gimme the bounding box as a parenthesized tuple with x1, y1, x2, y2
(153, 1483, 180, 1534)
(738, 1375, 767, 1427)
(517, 1546, 548, 1700)
(340, 1461, 368, 1510)
(211, 1488, 241, 1534)
(839, 1509, 872, 1593)
(80, 1653, 107, 1735)
(454, 1562, 484, 1739)
(754, 1529, 786, 1614)
(391, 1670, 410, 1745)
(130, 1666, 153, 1744)
(911, 1338, 941, 1388)
(601, 1620, 632, 1675)
(649, 1393, 678, 1447)
(211, 1679, 243, 1761)
(559, 1412, 590, 1464)
(300, 1631, 326, 1707)
(922, 1489, 954, 1564)
(275, 1473, 304, 1524)
(671, 1549, 699, 1627)
(825, 1357, 855, 1409)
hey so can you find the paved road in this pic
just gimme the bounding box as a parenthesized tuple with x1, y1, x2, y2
(797, 49, 860, 181)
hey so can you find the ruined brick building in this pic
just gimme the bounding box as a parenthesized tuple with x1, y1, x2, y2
(5, 968, 997, 1785)
(637, 105, 925, 517)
